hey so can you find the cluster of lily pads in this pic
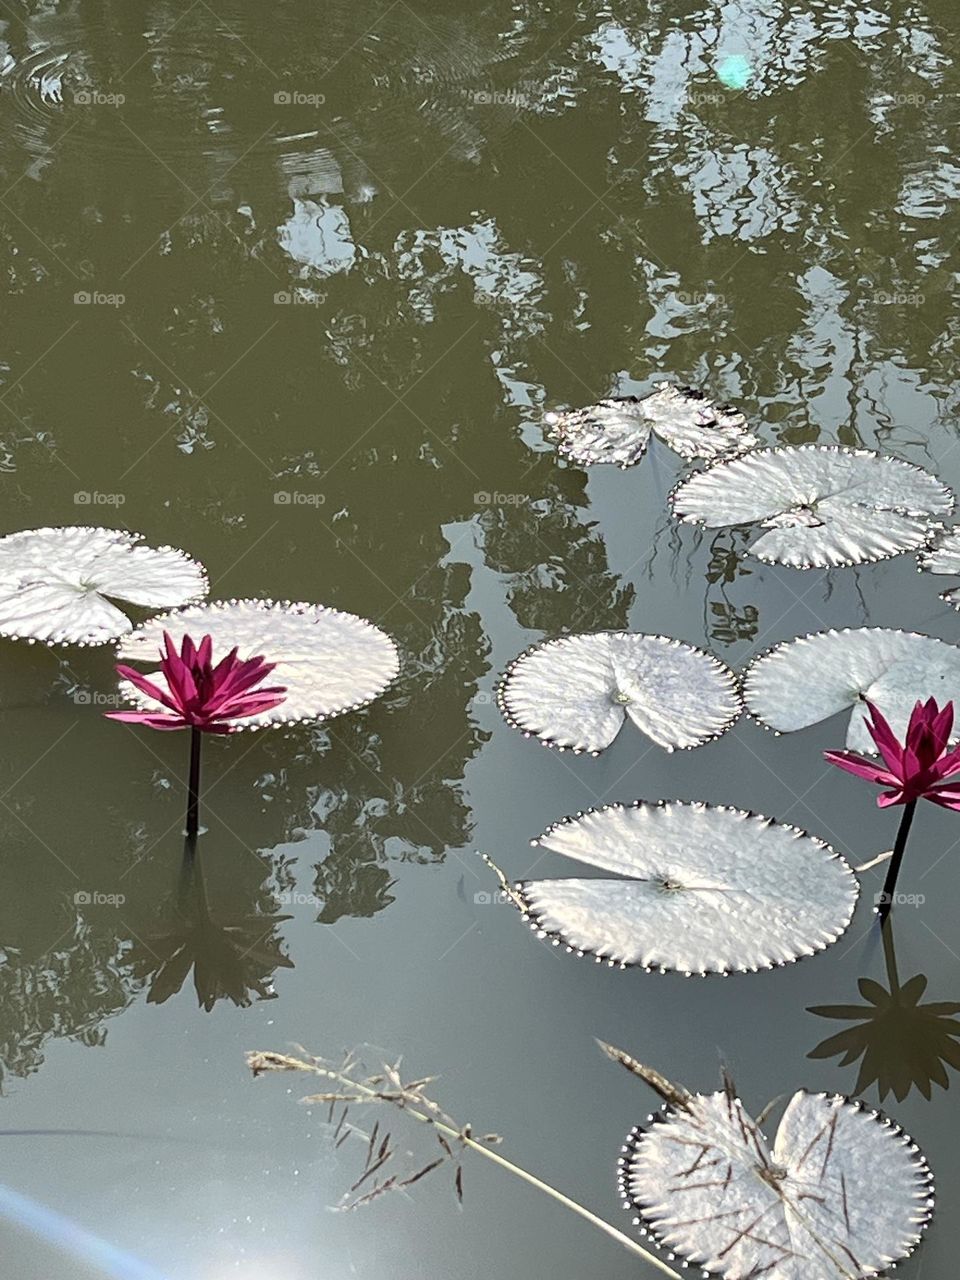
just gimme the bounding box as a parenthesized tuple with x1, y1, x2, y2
(0, 524, 400, 832)
(3, 379, 958, 1278)
(476, 383, 960, 1274)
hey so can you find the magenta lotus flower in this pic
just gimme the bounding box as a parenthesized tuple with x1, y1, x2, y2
(106, 631, 287, 840)
(825, 697, 960, 919)
(824, 697, 960, 810)
(107, 631, 286, 734)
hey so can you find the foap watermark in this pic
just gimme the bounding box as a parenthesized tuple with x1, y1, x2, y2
(463, 86, 533, 109)
(874, 891, 925, 909)
(472, 691, 492, 706)
(872, 291, 925, 307)
(274, 490, 325, 508)
(274, 89, 326, 106)
(474, 890, 512, 906)
(74, 890, 126, 907)
(474, 490, 528, 507)
(74, 290, 125, 307)
(274, 290, 326, 306)
(677, 289, 726, 306)
(73, 88, 125, 107)
(73, 689, 124, 708)
(276, 890, 321, 908)
(688, 90, 724, 107)
(74, 490, 125, 506)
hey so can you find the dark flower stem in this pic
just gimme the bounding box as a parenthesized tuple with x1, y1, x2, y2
(186, 727, 202, 839)
(877, 800, 917, 921)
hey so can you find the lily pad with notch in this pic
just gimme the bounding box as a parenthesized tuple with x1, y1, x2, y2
(115, 598, 400, 729)
(603, 1044, 934, 1279)
(744, 626, 960, 752)
(671, 445, 953, 568)
(544, 382, 757, 469)
(487, 800, 858, 975)
(0, 526, 208, 646)
(497, 632, 741, 755)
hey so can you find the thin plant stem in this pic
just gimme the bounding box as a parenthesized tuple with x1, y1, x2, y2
(248, 1051, 681, 1279)
(186, 727, 202, 839)
(877, 800, 916, 922)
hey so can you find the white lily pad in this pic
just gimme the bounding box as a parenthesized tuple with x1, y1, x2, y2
(115, 599, 400, 728)
(919, 527, 960, 608)
(744, 627, 960, 752)
(0, 526, 208, 646)
(671, 445, 953, 568)
(620, 1086, 933, 1278)
(512, 801, 858, 975)
(544, 383, 757, 469)
(497, 633, 741, 754)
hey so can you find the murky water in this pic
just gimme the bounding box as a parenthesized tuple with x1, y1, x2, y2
(0, 1, 958, 1275)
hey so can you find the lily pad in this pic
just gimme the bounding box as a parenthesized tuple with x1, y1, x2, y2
(919, 527, 960, 608)
(544, 383, 757, 469)
(497, 633, 741, 754)
(671, 445, 953, 568)
(115, 599, 400, 729)
(0, 526, 208, 646)
(507, 801, 858, 975)
(744, 627, 960, 752)
(619, 1080, 933, 1278)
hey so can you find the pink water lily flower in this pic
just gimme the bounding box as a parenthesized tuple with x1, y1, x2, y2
(107, 632, 287, 734)
(824, 697, 960, 810)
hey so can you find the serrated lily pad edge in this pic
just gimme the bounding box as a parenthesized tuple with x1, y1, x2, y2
(510, 800, 860, 977)
(617, 1092, 936, 1273)
(496, 633, 743, 756)
(0, 527, 210, 649)
(114, 596, 401, 730)
(545, 381, 751, 471)
(668, 445, 954, 570)
(740, 625, 960, 743)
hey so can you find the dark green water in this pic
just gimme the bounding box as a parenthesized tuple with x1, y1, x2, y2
(0, 1, 958, 1275)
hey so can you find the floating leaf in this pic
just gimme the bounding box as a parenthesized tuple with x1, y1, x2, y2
(0, 526, 207, 646)
(671, 446, 953, 568)
(619, 1081, 934, 1278)
(116, 599, 399, 729)
(744, 627, 960, 752)
(497, 633, 741, 754)
(544, 383, 757, 469)
(508, 801, 858, 974)
(919, 527, 960, 608)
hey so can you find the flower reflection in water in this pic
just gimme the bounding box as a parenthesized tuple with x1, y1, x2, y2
(128, 838, 293, 1012)
(808, 918, 960, 1102)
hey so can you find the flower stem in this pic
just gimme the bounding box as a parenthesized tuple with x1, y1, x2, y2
(186, 727, 202, 839)
(877, 800, 916, 921)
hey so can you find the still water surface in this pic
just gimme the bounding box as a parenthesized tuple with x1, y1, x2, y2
(0, 1, 959, 1275)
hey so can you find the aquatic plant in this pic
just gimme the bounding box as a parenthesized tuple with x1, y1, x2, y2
(603, 1041, 934, 1279)
(544, 382, 757, 469)
(744, 626, 960, 750)
(918, 526, 960, 607)
(107, 630, 287, 838)
(497, 632, 740, 754)
(825, 697, 960, 918)
(483, 800, 858, 975)
(246, 1047, 682, 1277)
(671, 445, 953, 568)
(809, 918, 960, 1102)
(0, 526, 207, 645)
(115, 598, 399, 728)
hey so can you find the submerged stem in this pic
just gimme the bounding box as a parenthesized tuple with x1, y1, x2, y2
(877, 800, 916, 922)
(186, 727, 202, 839)
(247, 1050, 681, 1278)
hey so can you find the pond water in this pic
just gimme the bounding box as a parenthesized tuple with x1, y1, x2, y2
(1, 1, 958, 1276)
